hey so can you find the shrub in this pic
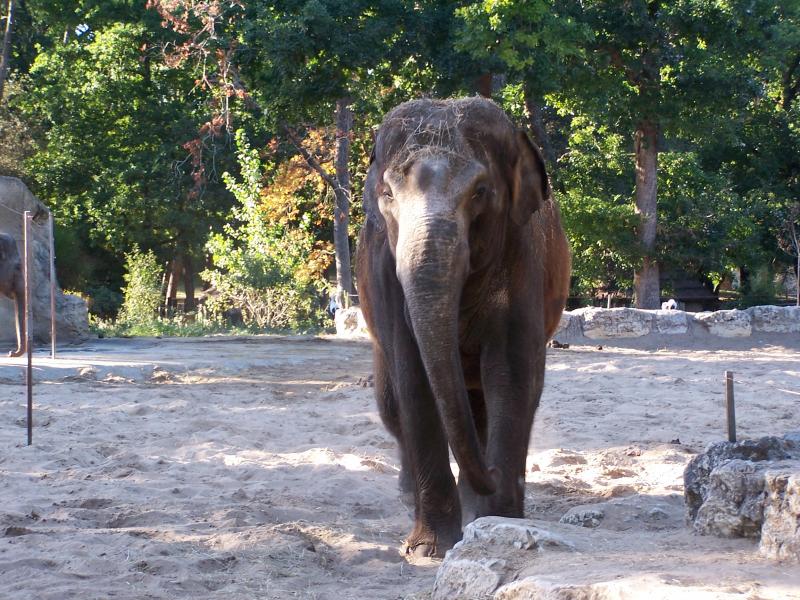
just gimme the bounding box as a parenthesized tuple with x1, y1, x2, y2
(117, 246, 163, 325)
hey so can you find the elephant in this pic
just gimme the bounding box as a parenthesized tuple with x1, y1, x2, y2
(0, 232, 26, 357)
(356, 97, 571, 558)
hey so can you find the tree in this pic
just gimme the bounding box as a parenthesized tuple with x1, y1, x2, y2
(455, 0, 590, 168)
(19, 18, 234, 303)
(235, 0, 414, 306)
(0, 0, 15, 101)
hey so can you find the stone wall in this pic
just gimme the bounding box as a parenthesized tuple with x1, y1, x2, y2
(335, 304, 800, 341)
(0, 176, 89, 346)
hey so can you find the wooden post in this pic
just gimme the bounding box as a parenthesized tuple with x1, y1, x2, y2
(725, 371, 736, 443)
(23, 211, 33, 445)
(48, 212, 56, 359)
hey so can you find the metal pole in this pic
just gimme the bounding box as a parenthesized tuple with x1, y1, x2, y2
(724, 371, 736, 443)
(48, 212, 56, 359)
(23, 211, 32, 446)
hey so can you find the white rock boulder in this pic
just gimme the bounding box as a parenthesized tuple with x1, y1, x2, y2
(747, 305, 800, 333)
(691, 309, 752, 337)
(579, 307, 653, 338)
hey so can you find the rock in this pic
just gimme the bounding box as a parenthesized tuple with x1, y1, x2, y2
(691, 458, 768, 537)
(334, 306, 369, 339)
(747, 305, 800, 333)
(760, 469, 800, 561)
(432, 517, 576, 600)
(579, 308, 653, 339)
(559, 507, 604, 528)
(653, 309, 689, 334)
(0, 177, 89, 345)
(493, 574, 748, 600)
(692, 309, 752, 337)
(552, 310, 583, 341)
(559, 494, 683, 532)
(684, 433, 800, 561)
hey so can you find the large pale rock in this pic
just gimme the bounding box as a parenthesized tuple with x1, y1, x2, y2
(494, 574, 750, 600)
(761, 467, 800, 561)
(432, 517, 576, 600)
(684, 434, 800, 561)
(579, 307, 653, 339)
(0, 176, 89, 346)
(653, 309, 689, 334)
(434, 516, 760, 599)
(692, 309, 752, 337)
(334, 306, 370, 339)
(552, 310, 583, 341)
(747, 305, 800, 333)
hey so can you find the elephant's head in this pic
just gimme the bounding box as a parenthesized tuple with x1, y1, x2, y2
(364, 98, 549, 495)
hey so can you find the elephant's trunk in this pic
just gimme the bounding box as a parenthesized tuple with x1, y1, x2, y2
(396, 215, 496, 496)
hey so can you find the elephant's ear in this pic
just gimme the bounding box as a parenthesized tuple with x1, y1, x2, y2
(363, 154, 386, 233)
(511, 129, 549, 226)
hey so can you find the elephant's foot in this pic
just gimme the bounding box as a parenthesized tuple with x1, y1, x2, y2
(403, 520, 461, 559)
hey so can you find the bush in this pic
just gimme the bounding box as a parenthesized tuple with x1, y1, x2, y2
(202, 131, 327, 332)
(117, 247, 163, 325)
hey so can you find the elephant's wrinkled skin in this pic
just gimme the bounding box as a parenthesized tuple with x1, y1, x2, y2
(0, 232, 26, 357)
(356, 98, 571, 557)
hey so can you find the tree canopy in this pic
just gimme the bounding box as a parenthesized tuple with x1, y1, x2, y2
(1, 0, 798, 324)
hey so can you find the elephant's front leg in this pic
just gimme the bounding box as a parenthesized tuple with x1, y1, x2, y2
(478, 330, 545, 518)
(392, 323, 462, 558)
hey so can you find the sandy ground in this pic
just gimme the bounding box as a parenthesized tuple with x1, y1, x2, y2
(0, 334, 799, 599)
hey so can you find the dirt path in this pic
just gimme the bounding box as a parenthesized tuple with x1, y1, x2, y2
(0, 336, 798, 599)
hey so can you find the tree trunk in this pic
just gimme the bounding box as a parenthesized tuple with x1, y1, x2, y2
(523, 87, 556, 169)
(183, 254, 196, 312)
(165, 257, 181, 316)
(333, 97, 354, 307)
(0, 0, 15, 102)
(633, 121, 660, 309)
(475, 73, 493, 99)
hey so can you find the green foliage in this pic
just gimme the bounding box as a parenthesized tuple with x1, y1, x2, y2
(4, 0, 800, 324)
(118, 247, 163, 326)
(202, 131, 326, 331)
(557, 117, 638, 295)
(91, 315, 244, 339)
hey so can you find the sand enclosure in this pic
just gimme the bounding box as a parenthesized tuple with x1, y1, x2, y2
(1, 335, 799, 599)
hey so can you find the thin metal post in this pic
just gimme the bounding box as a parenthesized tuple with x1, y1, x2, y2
(725, 371, 736, 443)
(48, 212, 56, 359)
(23, 211, 33, 445)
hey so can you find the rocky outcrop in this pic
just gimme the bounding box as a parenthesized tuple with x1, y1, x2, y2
(336, 305, 800, 343)
(579, 307, 653, 338)
(432, 514, 759, 599)
(684, 433, 800, 561)
(432, 517, 577, 600)
(0, 176, 89, 346)
(748, 305, 800, 333)
(693, 309, 752, 337)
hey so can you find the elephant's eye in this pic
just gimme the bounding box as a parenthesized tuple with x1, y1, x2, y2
(379, 189, 394, 203)
(472, 185, 489, 202)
